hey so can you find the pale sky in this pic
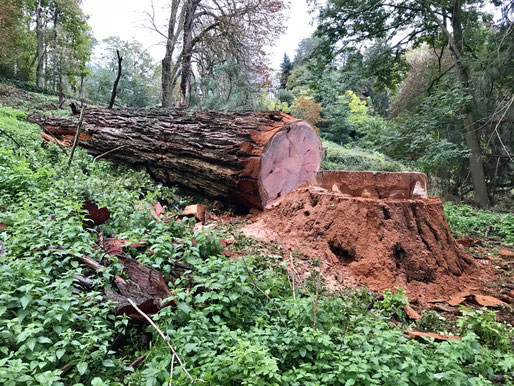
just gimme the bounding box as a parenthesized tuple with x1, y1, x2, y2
(81, 0, 318, 71)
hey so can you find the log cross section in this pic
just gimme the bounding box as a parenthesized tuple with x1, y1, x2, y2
(29, 108, 323, 208)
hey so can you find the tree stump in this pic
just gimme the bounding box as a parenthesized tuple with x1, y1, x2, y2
(244, 171, 481, 299)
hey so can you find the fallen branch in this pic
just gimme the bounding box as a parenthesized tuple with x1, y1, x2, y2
(68, 104, 86, 166)
(0, 127, 22, 147)
(79, 255, 104, 272)
(128, 354, 147, 369)
(93, 145, 126, 163)
(126, 298, 196, 383)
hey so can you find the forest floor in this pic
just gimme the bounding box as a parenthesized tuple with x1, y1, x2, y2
(0, 84, 513, 384)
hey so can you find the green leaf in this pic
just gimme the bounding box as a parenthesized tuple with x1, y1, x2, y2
(26, 338, 36, 351)
(20, 295, 32, 309)
(56, 349, 65, 359)
(77, 361, 88, 375)
(38, 336, 52, 344)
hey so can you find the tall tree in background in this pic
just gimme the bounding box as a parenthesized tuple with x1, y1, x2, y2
(35, 0, 45, 87)
(149, 0, 286, 107)
(161, 0, 185, 108)
(0, 0, 91, 95)
(0, 0, 31, 79)
(315, 0, 514, 206)
(279, 53, 293, 89)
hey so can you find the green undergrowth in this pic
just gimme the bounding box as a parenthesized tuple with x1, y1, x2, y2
(0, 83, 65, 114)
(0, 106, 513, 385)
(443, 202, 514, 244)
(322, 141, 409, 172)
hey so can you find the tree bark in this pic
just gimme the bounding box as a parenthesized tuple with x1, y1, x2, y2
(180, 0, 201, 106)
(161, 0, 184, 107)
(28, 108, 323, 209)
(36, 0, 45, 88)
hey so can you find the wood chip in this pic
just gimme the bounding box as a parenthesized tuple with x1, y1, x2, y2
(499, 248, 514, 259)
(403, 305, 422, 320)
(473, 294, 507, 307)
(447, 291, 472, 306)
(456, 238, 475, 247)
(408, 331, 462, 342)
(150, 202, 165, 219)
(180, 204, 207, 224)
(431, 303, 458, 313)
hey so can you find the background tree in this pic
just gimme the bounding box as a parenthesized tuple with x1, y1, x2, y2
(149, 0, 286, 107)
(279, 53, 293, 89)
(85, 37, 160, 108)
(0, 0, 91, 97)
(312, 0, 514, 206)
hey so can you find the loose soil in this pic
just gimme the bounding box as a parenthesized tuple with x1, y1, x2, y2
(242, 185, 500, 303)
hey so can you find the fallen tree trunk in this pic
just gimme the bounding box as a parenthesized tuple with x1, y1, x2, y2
(28, 108, 322, 209)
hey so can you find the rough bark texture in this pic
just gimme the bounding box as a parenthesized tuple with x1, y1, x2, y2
(161, 0, 184, 108)
(36, 0, 45, 89)
(28, 108, 322, 209)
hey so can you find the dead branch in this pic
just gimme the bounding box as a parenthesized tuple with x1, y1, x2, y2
(67, 104, 85, 166)
(126, 298, 196, 383)
(93, 145, 126, 163)
(108, 50, 123, 109)
(0, 127, 22, 147)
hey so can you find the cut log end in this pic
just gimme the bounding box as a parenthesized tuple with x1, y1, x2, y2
(258, 121, 322, 208)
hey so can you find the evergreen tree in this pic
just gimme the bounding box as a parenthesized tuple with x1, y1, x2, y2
(279, 53, 293, 89)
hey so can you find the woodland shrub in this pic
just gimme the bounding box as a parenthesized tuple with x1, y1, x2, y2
(443, 202, 514, 243)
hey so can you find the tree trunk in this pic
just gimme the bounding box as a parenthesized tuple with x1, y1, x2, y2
(463, 113, 490, 206)
(449, 1, 490, 206)
(424, 0, 490, 206)
(36, 0, 45, 88)
(57, 57, 64, 109)
(161, 0, 183, 107)
(180, 0, 201, 106)
(28, 108, 323, 209)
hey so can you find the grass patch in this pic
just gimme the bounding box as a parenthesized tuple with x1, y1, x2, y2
(322, 140, 410, 172)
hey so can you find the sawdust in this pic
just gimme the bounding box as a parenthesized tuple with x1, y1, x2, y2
(242, 185, 497, 302)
